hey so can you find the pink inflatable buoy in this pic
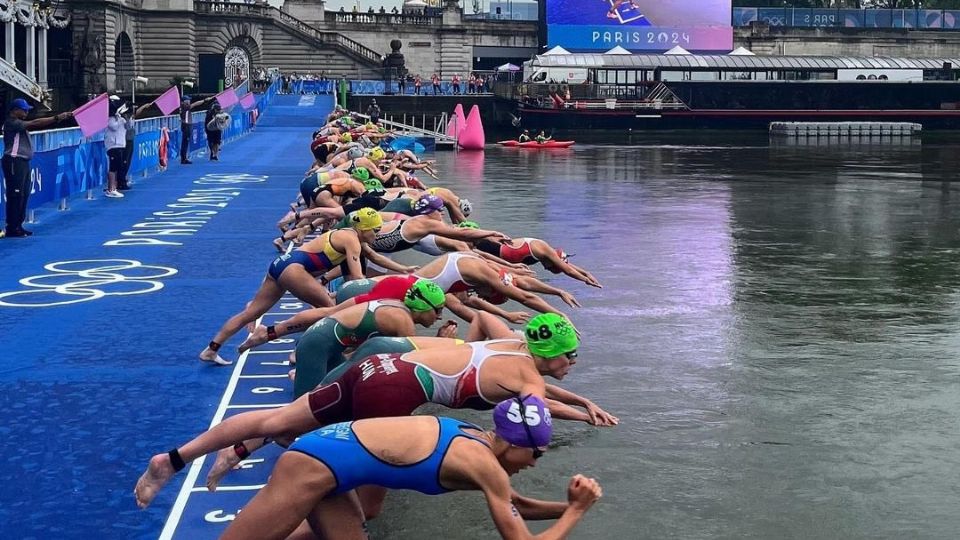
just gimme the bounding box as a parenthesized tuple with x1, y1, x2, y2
(458, 105, 485, 150)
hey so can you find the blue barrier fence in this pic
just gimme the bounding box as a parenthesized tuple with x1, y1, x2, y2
(733, 7, 960, 29)
(0, 77, 280, 223)
(289, 79, 489, 96)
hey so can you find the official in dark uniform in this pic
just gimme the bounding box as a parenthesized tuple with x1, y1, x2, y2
(2, 98, 71, 238)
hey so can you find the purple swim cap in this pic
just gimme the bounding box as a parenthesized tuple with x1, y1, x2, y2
(413, 194, 444, 215)
(492, 395, 552, 448)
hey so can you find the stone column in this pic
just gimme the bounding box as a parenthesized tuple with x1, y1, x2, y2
(5, 20, 14, 64)
(26, 24, 35, 79)
(38, 27, 47, 85)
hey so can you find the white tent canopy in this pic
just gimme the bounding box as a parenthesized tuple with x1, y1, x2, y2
(728, 46, 756, 56)
(543, 45, 572, 56)
(496, 63, 521, 72)
(603, 45, 633, 55)
(664, 45, 691, 55)
(404, 0, 428, 6)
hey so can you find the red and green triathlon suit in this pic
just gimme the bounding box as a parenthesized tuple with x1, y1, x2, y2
(306, 339, 528, 425)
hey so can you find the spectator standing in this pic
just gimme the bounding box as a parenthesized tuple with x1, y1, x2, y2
(467, 73, 476, 94)
(2, 99, 71, 237)
(451, 73, 461, 95)
(398, 74, 406, 95)
(118, 99, 152, 191)
(204, 102, 228, 161)
(104, 96, 129, 198)
(431, 73, 441, 95)
(414, 74, 422, 95)
(367, 98, 381, 123)
(179, 95, 215, 165)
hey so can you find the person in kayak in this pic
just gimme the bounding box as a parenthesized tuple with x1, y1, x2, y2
(535, 131, 551, 144)
(518, 130, 531, 143)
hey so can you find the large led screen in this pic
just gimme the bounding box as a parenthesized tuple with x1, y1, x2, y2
(547, 0, 733, 52)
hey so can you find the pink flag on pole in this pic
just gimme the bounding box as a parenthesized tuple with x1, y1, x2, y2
(72, 93, 109, 138)
(153, 86, 181, 116)
(215, 88, 239, 109)
(240, 93, 256, 111)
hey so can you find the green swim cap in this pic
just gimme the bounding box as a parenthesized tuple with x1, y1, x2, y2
(404, 279, 446, 313)
(362, 178, 385, 193)
(457, 221, 479, 229)
(352, 167, 370, 181)
(525, 313, 578, 358)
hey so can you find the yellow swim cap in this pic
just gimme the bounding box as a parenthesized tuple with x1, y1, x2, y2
(341, 133, 353, 143)
(368, 147, 386, 161)
(349, 207, 383, 231)
(427, 187, 440, 195)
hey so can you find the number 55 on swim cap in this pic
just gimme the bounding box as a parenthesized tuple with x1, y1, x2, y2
(493, 395, 552, 448)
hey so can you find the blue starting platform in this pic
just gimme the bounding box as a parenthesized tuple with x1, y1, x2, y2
(0, 93, 336, 539)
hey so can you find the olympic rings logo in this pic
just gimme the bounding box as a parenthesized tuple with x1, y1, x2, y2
(0, 259, 178, 308)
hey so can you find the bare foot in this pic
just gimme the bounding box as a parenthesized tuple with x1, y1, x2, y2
(200, 347, 232, 366)
(134, 453, 176, 509)
(289, 350, 297, 365)
(238, 325, 269, 353)
(206, 447, 242, 492)
(272, 237, 285, 253)
(288, 368, 296, 381)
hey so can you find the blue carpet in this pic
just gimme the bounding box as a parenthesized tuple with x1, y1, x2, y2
(0, 94, 335, 539)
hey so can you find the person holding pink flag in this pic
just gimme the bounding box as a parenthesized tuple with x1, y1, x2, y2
(2, 99, 72, 238)
(177, 94, 215, 165)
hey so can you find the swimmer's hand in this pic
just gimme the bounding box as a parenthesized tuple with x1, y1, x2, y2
(585, 401, 619, 427)
(437, 320, 458, 338)
(505, 311, 531, 325)
(567, 475, 603, 511)
(560, 292, 581, 308)
(401, 265, 420, 274)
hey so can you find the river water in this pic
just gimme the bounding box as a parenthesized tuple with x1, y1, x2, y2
(371, 134, 960, 539)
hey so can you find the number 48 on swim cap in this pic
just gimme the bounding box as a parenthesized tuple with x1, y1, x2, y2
(524, 313, 578, 359)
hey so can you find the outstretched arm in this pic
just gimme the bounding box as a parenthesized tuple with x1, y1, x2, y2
(25, 111, 71, 130)
(465, 310, 516, 341)
(545, 385, 619, 426)
(360, 244, 417, 273)
(420, 220, 508, 243)
(513, 275, 580, 308)
(462, 295, 531, 325)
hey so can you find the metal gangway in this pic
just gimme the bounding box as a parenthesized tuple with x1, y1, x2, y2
(353, 112, 458, 150)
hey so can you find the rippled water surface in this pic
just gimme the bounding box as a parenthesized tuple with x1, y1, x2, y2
(371, 135, 960, 539)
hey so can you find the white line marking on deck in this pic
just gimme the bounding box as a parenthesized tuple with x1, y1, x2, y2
(225, 403, 288, 409)
(190, 484, 266, 493)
